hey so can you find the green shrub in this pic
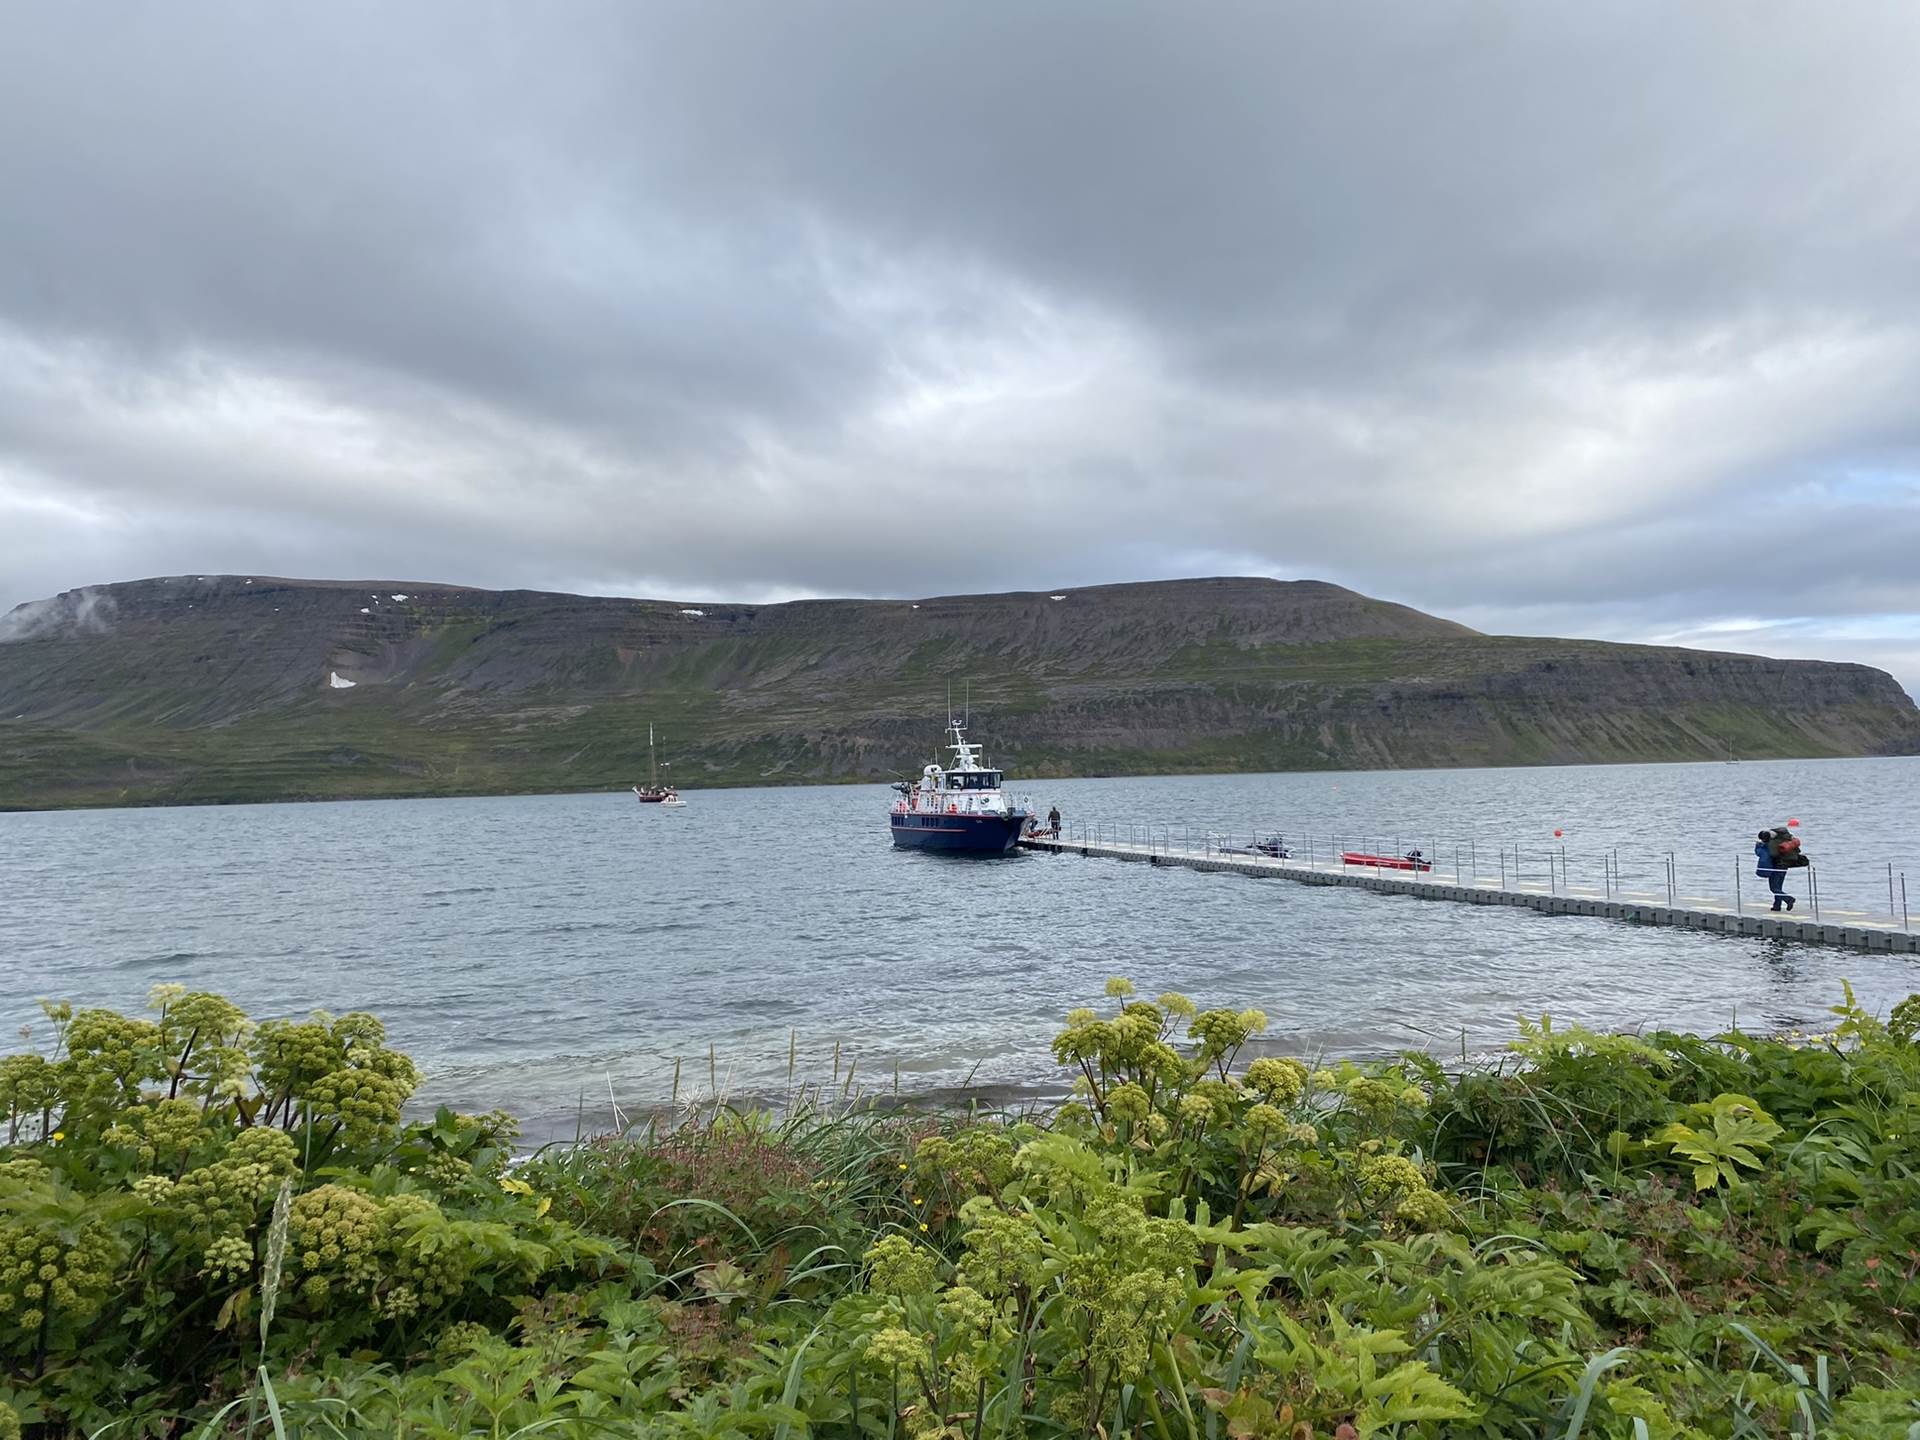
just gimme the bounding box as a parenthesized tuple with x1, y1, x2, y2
(5, 977, 1920, 1436)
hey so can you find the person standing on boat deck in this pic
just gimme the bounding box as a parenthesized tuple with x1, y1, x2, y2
(1047, 804, 1061, 836)
(1755, 830, 1794, 911)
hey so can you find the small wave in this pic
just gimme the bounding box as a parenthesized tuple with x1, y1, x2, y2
(480, 918, 700, 938)
(114, 950, 207, 970)
(722, 997, 792, 1016)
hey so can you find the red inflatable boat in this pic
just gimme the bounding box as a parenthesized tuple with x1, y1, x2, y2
(1340, 851, 1433, 872)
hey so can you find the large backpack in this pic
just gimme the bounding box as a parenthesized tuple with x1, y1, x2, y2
(1772, 827, 1806, 867)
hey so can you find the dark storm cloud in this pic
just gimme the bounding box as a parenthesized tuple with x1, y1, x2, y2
(2, 1, 1917, 691)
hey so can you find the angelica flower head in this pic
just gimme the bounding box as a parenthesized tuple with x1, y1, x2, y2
(864, 1325, 929, 1372)
(864, 1234, 937, 1296)
(1177, 1094, 1215, 1130)
(1244, 1057, 1307, 1104)
(1106, 1082, 1151, 1126)
(937, 1283, 995, 1336)
(1357, 1152, 1427, 1198)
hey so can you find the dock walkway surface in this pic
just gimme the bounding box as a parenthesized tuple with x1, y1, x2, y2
(1017, 833, 1919, 956)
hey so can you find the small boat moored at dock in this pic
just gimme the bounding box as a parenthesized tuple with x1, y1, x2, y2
(1341, 850, 1431, 872)
(890, 718, 1032, 853)
(1220, 835, 1291, 858)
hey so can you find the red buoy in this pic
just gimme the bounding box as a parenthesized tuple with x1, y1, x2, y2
(1787, 817, 1800, 827)
(1553, 828, 1564, 838)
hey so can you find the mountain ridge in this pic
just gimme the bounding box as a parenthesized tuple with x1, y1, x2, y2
(2, 573, 1914, 809)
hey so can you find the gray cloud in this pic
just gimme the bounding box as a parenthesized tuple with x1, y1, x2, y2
(2, 2, 1917, 693)
(0, 585, 115, 643)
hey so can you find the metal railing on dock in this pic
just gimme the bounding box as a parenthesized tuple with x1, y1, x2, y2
(1030, 820, 1914, 953)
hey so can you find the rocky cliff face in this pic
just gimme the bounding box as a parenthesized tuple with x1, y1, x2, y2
(1, 574, 1913, 807)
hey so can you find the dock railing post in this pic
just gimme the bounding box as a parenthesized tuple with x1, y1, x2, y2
(1455, 846, 1461, 885)
(1499, 849, 1507, 889)
(1892, 863, 1899, 926)
(1666, 852, 1675, 908)
(1810, 863, 1820, 922)
(1604, 852, 1612, 901)
(1469, 839, 1476, 880)
(1903, 872, 1909, 931)
(1735, 859, 1742, 915)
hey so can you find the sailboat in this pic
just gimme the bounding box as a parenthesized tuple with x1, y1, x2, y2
(633, 725, 686, 806)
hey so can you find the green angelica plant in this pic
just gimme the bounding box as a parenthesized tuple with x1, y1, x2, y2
(6, 980, 1920, 1437)
(0, 988, 609, 1432)
(1650, 1092, 1784, 1191)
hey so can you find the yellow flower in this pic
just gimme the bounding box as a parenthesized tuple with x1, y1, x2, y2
(897, 1162, 908, 1170)
(918, 1223, 929, 1232)
(51, 1131, 65, 1143)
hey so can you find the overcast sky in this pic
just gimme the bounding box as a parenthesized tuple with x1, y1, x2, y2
(2, 3, 1917, 693)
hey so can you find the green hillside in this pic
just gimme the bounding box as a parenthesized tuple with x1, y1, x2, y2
(1, 574, 1914, 808)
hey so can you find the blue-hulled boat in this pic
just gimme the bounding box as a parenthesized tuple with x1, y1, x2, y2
(889, 718, 1032, 853)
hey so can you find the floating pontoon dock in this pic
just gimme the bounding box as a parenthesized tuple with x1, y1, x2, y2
(1017, 832, 1919, 955)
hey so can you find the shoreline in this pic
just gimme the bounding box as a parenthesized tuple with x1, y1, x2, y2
(2, 746, 1912, 816)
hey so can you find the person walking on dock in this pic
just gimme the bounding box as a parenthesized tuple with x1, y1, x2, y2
(1755, 830, 1794, 911)
(1047, 804, 1061, 837)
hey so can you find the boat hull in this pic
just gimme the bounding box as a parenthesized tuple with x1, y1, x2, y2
(891, 811, 1028, 853)
(1340, 852, 1432, 872)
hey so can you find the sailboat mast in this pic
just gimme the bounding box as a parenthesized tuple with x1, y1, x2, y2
(650, 724, 657, 788)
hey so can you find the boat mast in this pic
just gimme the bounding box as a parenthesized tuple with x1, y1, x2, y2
(649, 724, 658, 789)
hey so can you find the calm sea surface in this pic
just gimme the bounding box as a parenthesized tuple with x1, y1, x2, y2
(3, 757, 1916, 1142)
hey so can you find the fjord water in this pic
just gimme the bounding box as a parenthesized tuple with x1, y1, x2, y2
(3, 756, 1915, 1142)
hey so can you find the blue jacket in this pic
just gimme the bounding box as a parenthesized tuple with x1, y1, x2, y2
(1754, 840, 1775, 875)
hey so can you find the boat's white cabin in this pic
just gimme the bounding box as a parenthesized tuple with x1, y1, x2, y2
(897, 721, 1019, 816)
